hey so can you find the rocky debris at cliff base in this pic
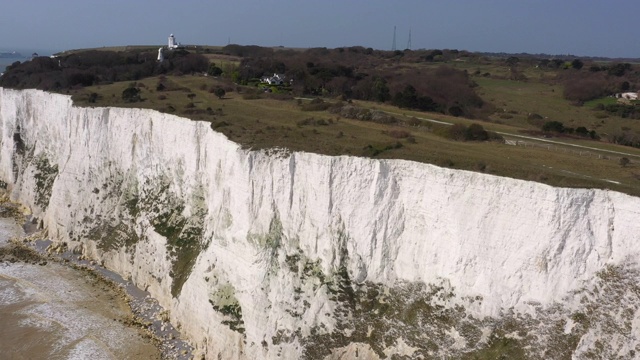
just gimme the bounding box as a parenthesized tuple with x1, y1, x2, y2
(0, 242, 47, 264)
(1, 205, 194, 359)
(0, 223, 161, 359)
(30, 238, 195, 360)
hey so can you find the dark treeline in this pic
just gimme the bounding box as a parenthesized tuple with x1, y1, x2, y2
(0, 49, 209, 91)
(225, 45, 490, 118)
(502, 55, 639, 104)
(3, 44, 637, 119)
(558, 62, 639, 104)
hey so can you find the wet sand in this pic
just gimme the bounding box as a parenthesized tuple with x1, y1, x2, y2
(0, 216, 161, 359)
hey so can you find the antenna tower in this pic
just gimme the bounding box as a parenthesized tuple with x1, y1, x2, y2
(392, 26, 397, 51)
(407, 27, 412, 50)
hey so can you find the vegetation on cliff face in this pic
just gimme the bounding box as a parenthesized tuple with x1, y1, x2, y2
(33, 154, 58, 209)
(282, 251, 640, 359)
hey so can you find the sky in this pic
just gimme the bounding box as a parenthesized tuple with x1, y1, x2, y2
(1, 0, 638, 58)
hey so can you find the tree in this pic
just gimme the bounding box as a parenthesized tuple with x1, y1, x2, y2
(214, 87, 226, 99)
(121, 87, 141, 102)
(621, 81, 630, 91)
(448, 105, 464, 117)
(571, 59, 584, 70)
(608, 63, 631, 77)
(620, 157, 630, 167)
(542, 121, 565, 133)
(447, 124, 468, 141)
(372, 77, 390, 102)
(505, 56, 519, 67)
(575, 126, 590, 137)
(273, 62, 286, 74)
(207, 63, 223, 77)
(466, 123, 489, 141)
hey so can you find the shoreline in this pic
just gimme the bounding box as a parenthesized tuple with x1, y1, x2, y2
(0, 199, 194, 359)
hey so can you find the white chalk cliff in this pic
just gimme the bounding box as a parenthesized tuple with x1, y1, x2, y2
(1, 88, 639, 359)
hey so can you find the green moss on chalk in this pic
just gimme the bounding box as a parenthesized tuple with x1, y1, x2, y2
(33, 155, 58, 209)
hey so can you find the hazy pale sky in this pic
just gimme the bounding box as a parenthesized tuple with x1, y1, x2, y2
(1, 0, 638, 58)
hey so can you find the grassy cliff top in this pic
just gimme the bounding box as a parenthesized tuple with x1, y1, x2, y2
(4, 45, 640, 196)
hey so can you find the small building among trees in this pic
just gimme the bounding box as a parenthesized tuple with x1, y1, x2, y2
(261, 73, 286, 85)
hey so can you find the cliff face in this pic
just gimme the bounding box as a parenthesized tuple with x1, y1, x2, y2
(1, 88, 639, 359)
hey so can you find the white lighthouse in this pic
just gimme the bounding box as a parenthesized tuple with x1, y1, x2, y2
(168, 34, 179, 49)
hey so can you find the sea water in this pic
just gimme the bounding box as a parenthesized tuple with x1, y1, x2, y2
(0, 214, 161, 359)
(0, 48, 58, 72)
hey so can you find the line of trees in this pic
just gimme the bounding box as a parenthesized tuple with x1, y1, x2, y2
(0, 49, 209, 91)
(558, 62, 638, 103)
(225, 45, 488, 118)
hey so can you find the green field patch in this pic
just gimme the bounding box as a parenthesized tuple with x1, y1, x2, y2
(584, 96, 618, 108)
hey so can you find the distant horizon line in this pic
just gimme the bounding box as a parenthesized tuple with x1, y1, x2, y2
(2, 45, 639, 62)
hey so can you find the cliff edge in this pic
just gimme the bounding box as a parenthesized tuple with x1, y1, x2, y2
(1, 88, 639, 359)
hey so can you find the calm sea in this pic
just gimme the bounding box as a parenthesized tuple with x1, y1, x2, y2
(0, 48, 59, 72)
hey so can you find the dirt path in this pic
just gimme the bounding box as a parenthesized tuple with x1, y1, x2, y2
(383, 110, 640, 159)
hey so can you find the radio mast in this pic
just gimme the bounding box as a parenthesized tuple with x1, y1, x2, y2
(392, 26, 397, 51)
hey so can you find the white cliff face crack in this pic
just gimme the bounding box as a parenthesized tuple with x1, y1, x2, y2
(2, 88, 640, 359)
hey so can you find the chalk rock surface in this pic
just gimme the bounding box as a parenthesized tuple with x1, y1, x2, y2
(1, 88, 639, 359)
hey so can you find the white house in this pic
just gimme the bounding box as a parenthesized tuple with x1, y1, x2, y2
(615, 92, 639, 101)
(261, 73, 286, 85)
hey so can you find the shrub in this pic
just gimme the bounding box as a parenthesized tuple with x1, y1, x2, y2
(121, 87, 141, 102)
(213, 121, 230, 129)
(446, 124, 469, 141)
(215, 88, 226, 99)
(572, 126, 586, 136)
(542, 121, 565, 133)
(207, 64, 223, 76)
(392, 85, 440, 112)
(466, 123, 489, 141)
(436, 123, 498, 142)
(603, 104, 639, 119)
(448, 106, 464, 117)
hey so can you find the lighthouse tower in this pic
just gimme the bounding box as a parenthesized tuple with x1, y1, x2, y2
(168, 34, 177, 49)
